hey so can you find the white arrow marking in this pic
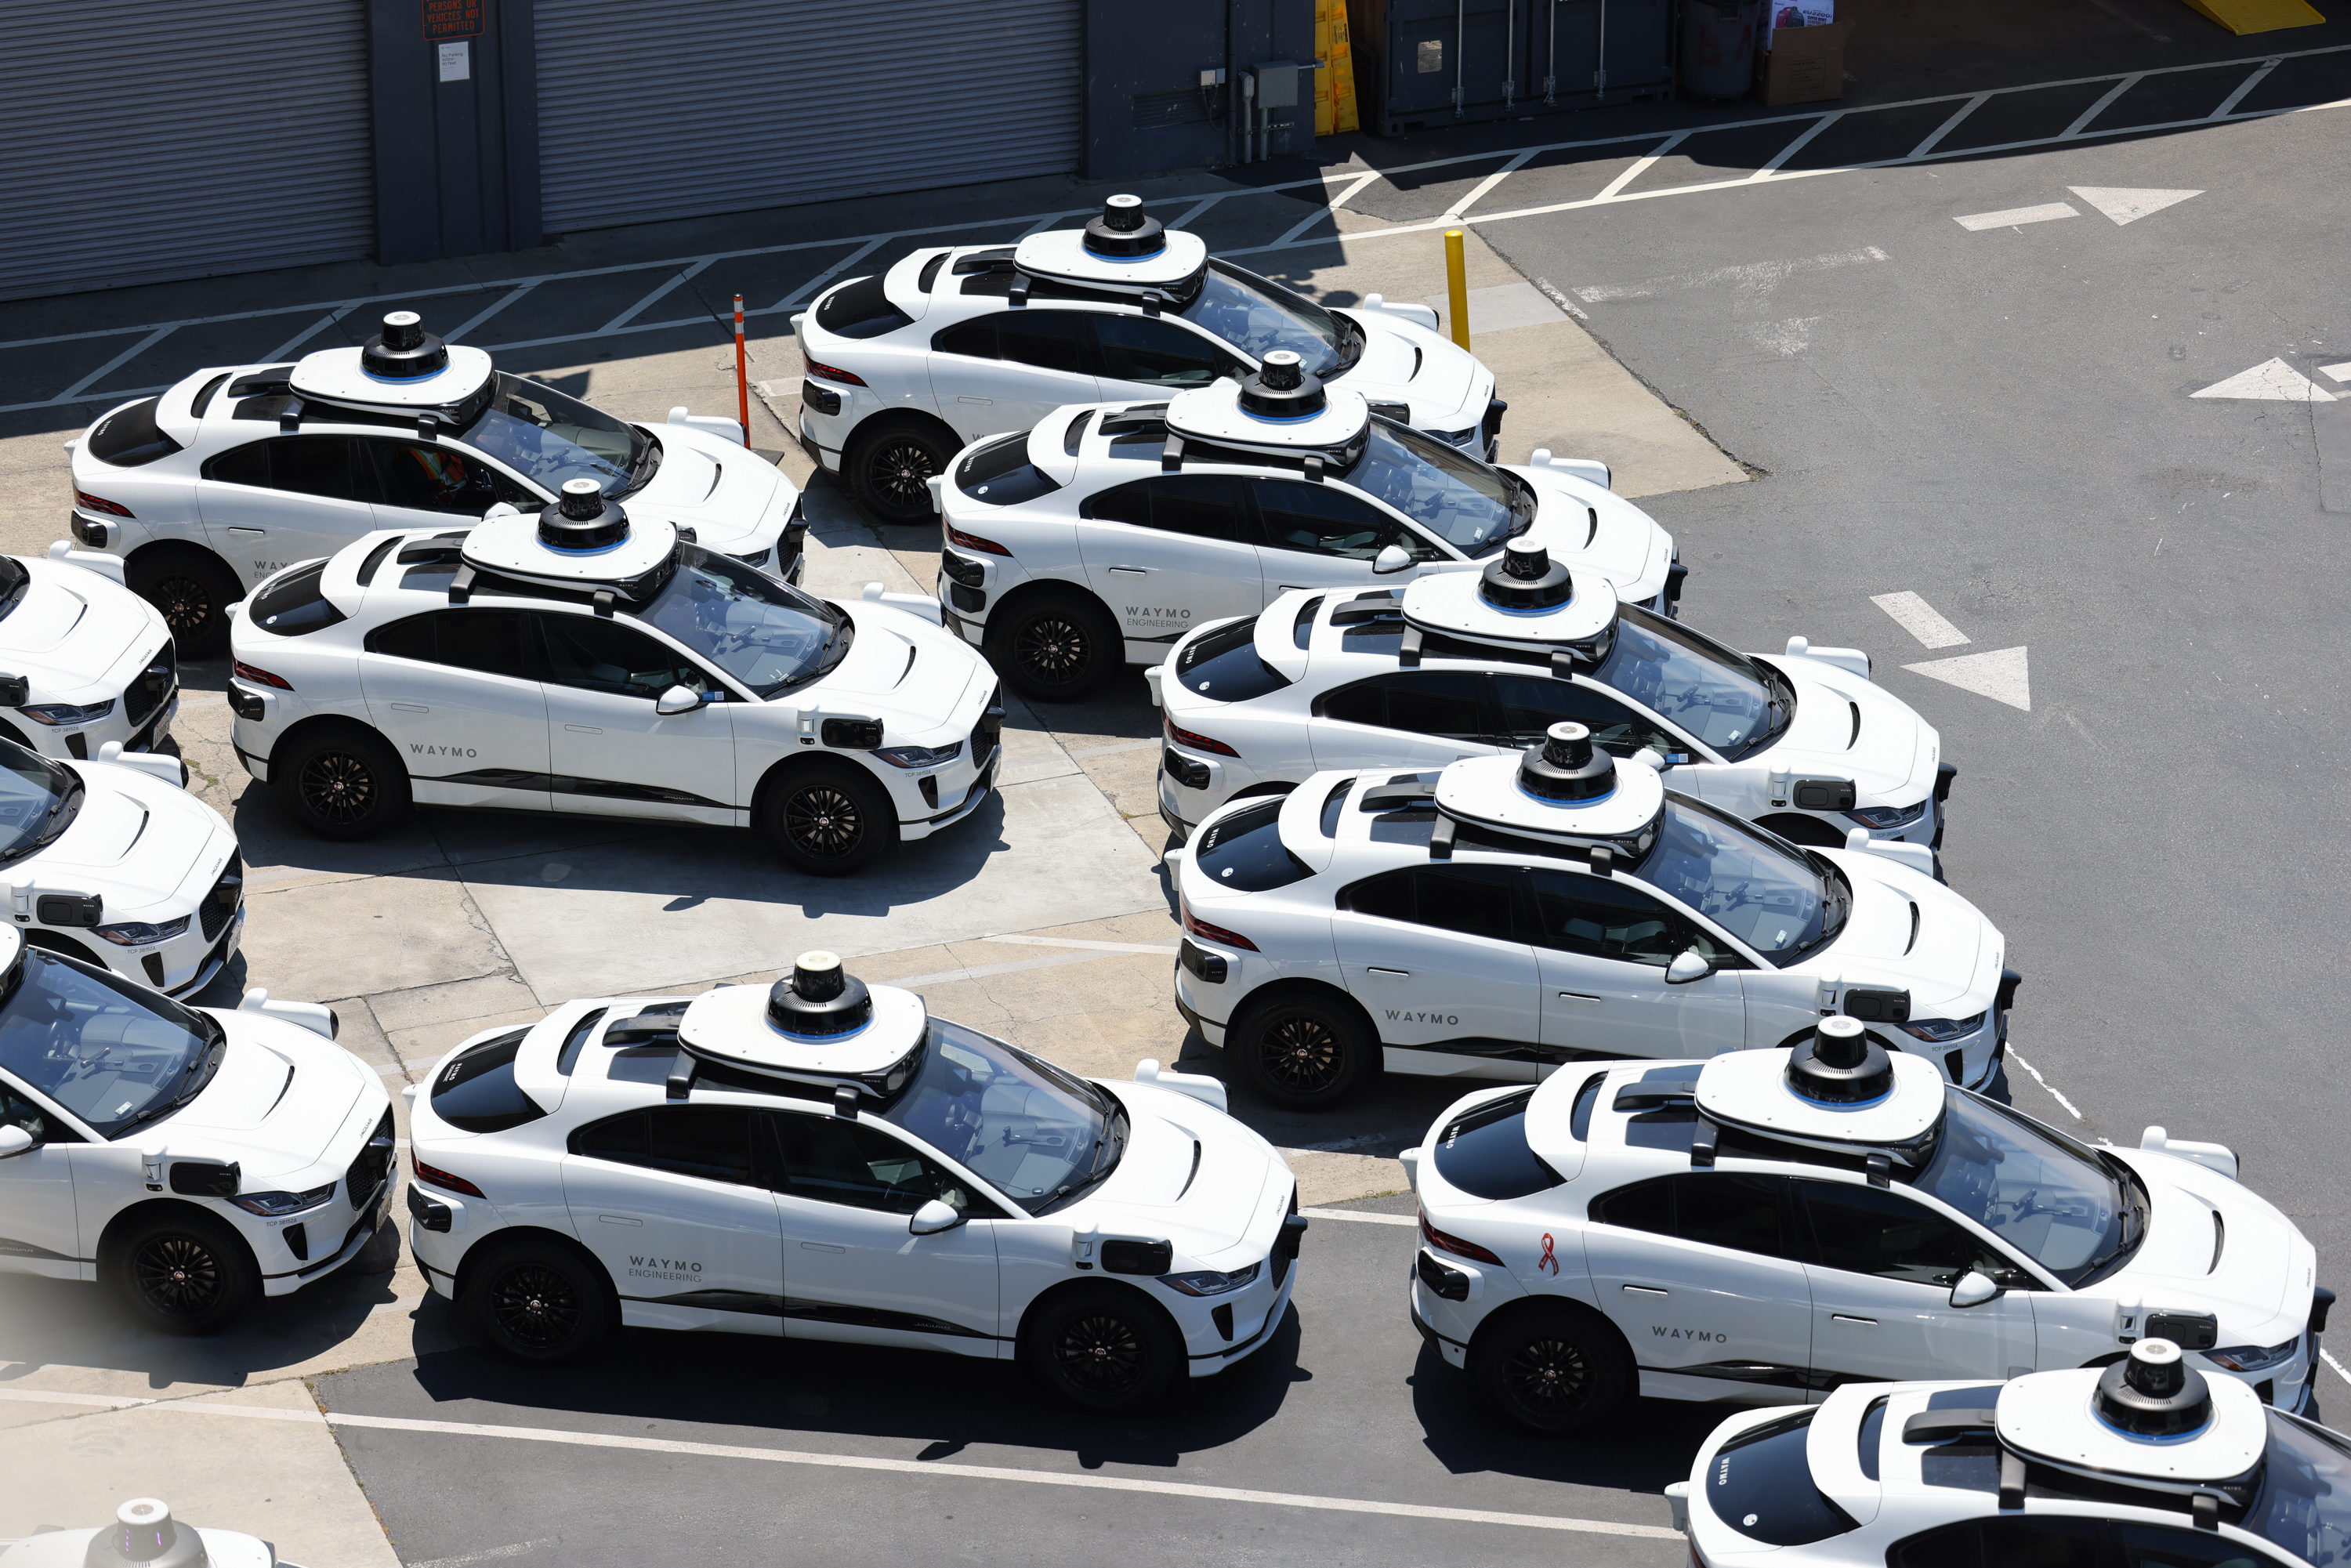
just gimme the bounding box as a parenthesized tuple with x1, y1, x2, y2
(2191, 359, 2338, 402)
(2067, 186, 2204, 226)
(1905, 646, 2030, 712)
(1954, 202, 2078, 231)
(1871, 591, 1971, 648)
(2319, 362, 2351, 384)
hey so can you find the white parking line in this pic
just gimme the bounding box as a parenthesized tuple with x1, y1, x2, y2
(1592, 132, 1688, 202)
(1871, 590, 1972, 648)
(1301, 1208, 1418, 1226)
(409, 1542, 557, 1568)
(1573, 245, 1889, 305)
(2212, 57, 2282, 118)
(772, 236, 890, 313)
(1441, 148, 1539, 222)
(445, 284, 538, 344)
(602, 258, 713, 334)
(1910, 92, 1991, 159)
(1954, 203, 2079, 231)
(2062, 74, 2144, 139)
(54, 324, 176, 402)
(264, 304, 360, 363)
(2005, 1048, 2083, 1121)
(1275, 170, 1385, 247)
(1748, 111, 1844, 180)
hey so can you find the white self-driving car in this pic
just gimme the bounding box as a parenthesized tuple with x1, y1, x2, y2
(226, 484, 1000, 875)
(0, 922, 393, 1335)
(0, 737, 245, 997)
(795, 194, 1503, 522)
(1670, 1339, 2348, 1566)
(1406, 1027, 2324, 1438)
(405, 952, 1306, 1412)
(1169, 724, 2016, 1110)
(9, 1497, 287, 1568)
(1151, 543, 1952, 849)
(65, 311, 802, 655)
(0, 549, 180, 761)
(933, 355, 1678, 701)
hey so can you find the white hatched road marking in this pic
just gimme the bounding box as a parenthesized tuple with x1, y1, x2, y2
(1748, 110, 1845, 179)
(54, 324, 177, 403)
(1442, 148, 1540, 221)
(445, 284, 538, 344)
(1871, 590, 1972, 648)
(1910, 92, 1991, 159)
(602, 257, 713, 334)
(2062, 74, 2144, 139)
(1573, 245, 1889, 304)
(265, 304, 360, 363)
(2213, 58, 2283, 118)
(773, 235, 889, 313)
(1275, 171, 1381, 247)
(1592, 132, 1689, 202)
(1954, 202, 2079, 231)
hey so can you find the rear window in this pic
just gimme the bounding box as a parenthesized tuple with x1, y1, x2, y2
(1708, 1410, 1856, 1547)
(1194, 798, 1311, 891)
(430, 1029, 546, 1133)
(1431, 1088, 1560, 1199)
(85, 398, 182, 467)
(955, 433, 1061, 506)
(813, 273, 912, 339)
(247, 561, 347, 636)
(1176, 616, 1291, 701)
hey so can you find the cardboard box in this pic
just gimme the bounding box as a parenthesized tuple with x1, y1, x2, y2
(1758, 17, 1851, 106)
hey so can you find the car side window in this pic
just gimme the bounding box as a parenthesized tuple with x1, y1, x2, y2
(1795, 1179, 2026, 1288)
(770, 1112, 991, 1216)
(2114, 1522, 2289, 1568)
(1373, 671, 1486, 742)
(1341, 865, 1518, 942)
(1491, 673, 1675, 755)
(538, 614, 706, 699)
(203, 442, 271, 488)
(994, 311, 1089, 375)
(571, 1106, 759, 1187)
(1672, 1173, 1792, 1259)
(1523, 867, 1727, 969)
(0, 1081, 71, 1145)
(252, 436, 365, 502)
(1082, 476, 1251, 541)
(365, 613, 437, 663)
(368, 439, 531, 515)
(1888, 1518, 2103, 1568)
(364, 610, 542, 680)
(1588, 1174, 1674, 1235)
(933, 318, 996, 359)
(1091, 315, 1242, 389)
(1251, 479, 1433, 561)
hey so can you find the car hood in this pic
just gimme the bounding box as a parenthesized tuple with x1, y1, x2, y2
(618, 426, 792, 553)
(1332, 313, 1487, 426)
(150, 1015, 373, 1175)
(1066, 1081, 1291, 1271)
(5, 559, 163, 700)
(1503, 465, 1672, 600)
(2106, 1148, 2313, 1338)
(800, 603, 981, 726)
(1798, 850, 1996, 1015)
(31, 763, 223, 901)
(1751, 656, 1938, 802)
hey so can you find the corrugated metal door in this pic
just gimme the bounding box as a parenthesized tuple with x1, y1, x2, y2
(0, 0, 372, 304)
(535, 0, 1081, 234)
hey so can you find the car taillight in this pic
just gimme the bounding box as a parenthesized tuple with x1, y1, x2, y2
(74, 488, 133, 518)
(1181, 904, 1258, 952)
(1421, 1209, 1505, 1266)
(802, 352, 867, 387)
(411, 1153, 485, 1200)
(233, 661, 293, 691)
(1165, 717, 1238, 759)
(945, 524, 1009, 556)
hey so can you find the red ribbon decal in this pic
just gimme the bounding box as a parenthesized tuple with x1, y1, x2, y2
(1538, 1233, 1559, 1275)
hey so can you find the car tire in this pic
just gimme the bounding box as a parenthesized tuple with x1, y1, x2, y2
(465, 1239, 615, 1365)
(848, 416, 956, 525)
(761, 759, 899, 877)
(107, 1209, 260, 1336)
(1472, 1305, 1634, 1435)
(128, 545, 243, 658)
(275, 725, 411, 841)
(1021, 1283, 1185, 1414)
(1232, 992, 1375, 1111)
(987, 588, 1120, 704)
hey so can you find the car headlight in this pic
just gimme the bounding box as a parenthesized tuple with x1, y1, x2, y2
(2208, 1336, 2302, 1373)
(21, 700, 115, 726)
(229, 1181, 336, 1217)
(1898, 1012, 1987, 1043)
(875, 741, 964, 770)
(1159, 1261, 1262, 1297)
(95, 916, 192, 947)
(1846, 799, 1930, 829)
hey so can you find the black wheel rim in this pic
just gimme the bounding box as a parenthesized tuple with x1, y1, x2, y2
(490, 1263, 581, 1350)
(785, 784, 863, 859)
(1259, 1013, 1345, 1095)
(1015, 615, 1090, 687)
(1502, 1332, 1595, 1418)
(152, 575, 216, 636)
(299, 749, 376, 824)
(133, 1234, 223, 1318)
(1056, 1311, 1147, 1395)
(868, 438, 940, 509)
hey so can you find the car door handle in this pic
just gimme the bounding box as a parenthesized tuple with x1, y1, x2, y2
(956, 396, 991, 404)
(1108, 566, 1147, 576)
(799, 1240, 846, 1254)
(564, 723, 603, 734)
(1831, 1314, 1878, 1327)
(227, 527, 265, 538)
(1556, 991, 1602, 1002)
(598, 1215, 643, 1226)
(1278, 584, 1313, 592)
(1366, 966, 1410, 978)
(389, 703, 429, 713)
(1621, 1284, 1668, 1296)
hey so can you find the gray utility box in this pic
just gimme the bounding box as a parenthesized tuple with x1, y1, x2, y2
(1349, 0, 1675, 137)
(1083, 0, 1315, 178)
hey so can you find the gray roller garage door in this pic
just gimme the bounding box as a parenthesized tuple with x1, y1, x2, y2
(536, 0, 1080, 234)
(0, 0, 372, 304)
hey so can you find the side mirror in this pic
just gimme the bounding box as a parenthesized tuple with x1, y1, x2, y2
(1665, 949, 1713, 985)
(1372, 543, 1413, 575)
(909, 1199, 965, 1237)
(0, 1124, 33, 1158)
(654, 684, 705, 716)
(1950, 1270, 2001, 1309)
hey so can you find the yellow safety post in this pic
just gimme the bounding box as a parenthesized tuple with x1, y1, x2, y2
(1313, 0, 1360, 136)
(1444, 229, 1471, 349)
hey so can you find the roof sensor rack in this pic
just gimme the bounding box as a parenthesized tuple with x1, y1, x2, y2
(2096, 1339, 2215, 1439)
(768, 951, 873, 1040)
(1518, 722, 1614, 803)
(1785, 1016, 1896, 1106)
(1481, 538, 1574, 612)
(1085, 194, 1167, 259)
(362, 311, 451, 381)
(539, 477, 631, 553)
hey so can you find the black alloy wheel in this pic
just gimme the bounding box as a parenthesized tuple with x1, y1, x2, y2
(1500, 1329, 1596, 1421)
(488, 1262, 581, 1352)
(150, 572, 220, 640)
(1233, 997, 1371, 1110)
(1056, 1309, 1149, 1396)
(867, 435, 941, 513)
(1014, 612, 1092, 690)
(1259, 1014, 1345, 1097)
(108, 1211, 257, 1335)
(763, 759, 896, 876)
(1021, 1284, 1181, 1413)
(467, 1242, 613, 1363)
(127, 546, 242, 657)
(132, 1233, 226, 1320)
(849, 418, 955, 524)
(784, 784, 864, 861)
(1472, 1309, 1632, 1435)
(279, 726, 411, 841)
(299, 748, 378, 827)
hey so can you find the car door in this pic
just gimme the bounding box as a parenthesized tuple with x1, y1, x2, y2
(1581, 1172, 1817, 1405)
(1248, 476, 1448, 597)
(1076, 475, 1265, 653)
(1886, 1519, 2104, 1568)
(0, 1077, 82, 1280)
(1089, 314, 1247, 398)
(1522, 867, 1750, 1059)
(361, 436, 540, 533)
(1331, 864, 1543, 1076)
(766, 1108, 1004, 1356)
(534, 610, 740, 825)
(560, 1104, 787, 1334)
(1489, 672, 1686, 760)
(927, 311, 1103, 443)
(1791, 1178, 2039, 1392)
(357, 607, 554, 812)
(197, 435, 375, 591)
(1309, 668, 1492, 774)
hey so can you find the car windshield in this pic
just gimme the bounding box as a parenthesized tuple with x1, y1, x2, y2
(1592, 607, 1791, 759)
(1179, 260, 1359, 376)
(881, 1018, 1125, 1215)
(1909, 1091, 2137, 1287)
(636, 545, 848, 698)
(0, 947, 223, 1140)
(1340, 419, 1532, 556)
(461, 372, 650, 498)
(2248, 1411, 2351, 1563)
(0, 745, 82, 864)
(1632, 796, 1846, 963)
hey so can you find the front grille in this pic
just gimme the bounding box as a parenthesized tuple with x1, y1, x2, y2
(345, 1107, 395, 1210)
(125, 642, 176, 730)
(969, 683, 1004, 768)
(197, 850, 243, 940)
(1481, 397, 1508, 448)
(143, 954, 165, 987)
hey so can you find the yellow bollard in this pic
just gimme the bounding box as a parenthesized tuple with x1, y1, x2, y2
(1444, 229, 1471, 350)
